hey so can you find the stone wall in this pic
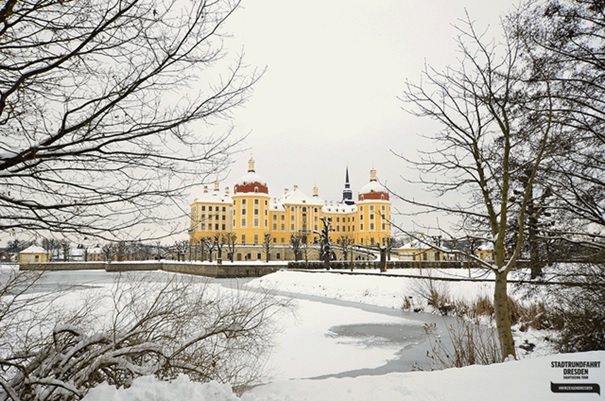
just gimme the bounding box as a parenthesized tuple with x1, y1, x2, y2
(21, 261, 281, 278)
(21, 262, 107, 271)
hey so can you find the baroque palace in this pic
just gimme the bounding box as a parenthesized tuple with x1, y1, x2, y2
(189, 157, 392, 260)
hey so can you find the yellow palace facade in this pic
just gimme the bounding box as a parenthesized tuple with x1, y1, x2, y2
(189, 158, 392, 253)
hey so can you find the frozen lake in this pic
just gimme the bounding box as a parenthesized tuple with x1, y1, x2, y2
(5, 268, 455, 380)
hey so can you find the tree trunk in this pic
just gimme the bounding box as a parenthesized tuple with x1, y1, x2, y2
(494, 270, 516, 360)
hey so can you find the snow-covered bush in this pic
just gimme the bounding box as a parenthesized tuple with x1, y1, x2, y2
(0, 271, 289, 401)
(547, 263, 605, 352)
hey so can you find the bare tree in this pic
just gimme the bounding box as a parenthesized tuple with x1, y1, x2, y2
(262, 232, 273, 263)
(0, 0, 259, 240)
(508, 0, 605, 354)
(397, 14, 558, 359)
(101, 243, 116, 261)
(60, 240, 71, 262)
(337, 235, 354, 263)
(223, 232, 238, 262)
(173, 240, 188, 262)
(213, 233, 224, 263)
(0, 272, 289, 400)
(204, 237, 216, 262)
(41, 238, 61, 262)
(510, 0, 605, 256)
(290, 234, 303, 261)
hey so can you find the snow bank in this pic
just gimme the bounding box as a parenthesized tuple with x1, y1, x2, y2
(81, 351, 605, 401)
(247, 270, 494, 310)
(83, 375, 239, 401)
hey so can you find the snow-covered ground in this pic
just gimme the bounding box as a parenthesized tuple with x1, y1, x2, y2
(2, 266, 603, 400)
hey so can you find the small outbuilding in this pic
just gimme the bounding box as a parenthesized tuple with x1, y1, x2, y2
(396, 241, 437, 261)
(475, 243, 494, 261)
(18, 245, 49, 265)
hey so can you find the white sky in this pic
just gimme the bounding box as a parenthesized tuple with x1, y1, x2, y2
(194, 0, 521, 234)
(198, 0, 521, 233)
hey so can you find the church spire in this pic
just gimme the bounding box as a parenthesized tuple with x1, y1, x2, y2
(342, 167, 354, 205)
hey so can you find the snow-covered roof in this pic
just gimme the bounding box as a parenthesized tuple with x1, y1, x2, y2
(71, 248, 85, 257)
(193, 185, 233, 204)
(268, 187, 324, 212)
(397, 241, 431, 251)
(88, 246, 103, 255)
(235, 171, 268, 187)
(357, 168, 389, 201)
(322, 201, 358, 214)
(477, 242, 494, 251)
(358, 180, 388, 196)
(269, 198, 286, 212)
(19, 245, 47, 254)
(279, 187, 323, 207)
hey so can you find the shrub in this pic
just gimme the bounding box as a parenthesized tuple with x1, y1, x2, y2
(416, 318, 501, 370)
(0, 271, 289, 401)
(546, 263, 605, 352)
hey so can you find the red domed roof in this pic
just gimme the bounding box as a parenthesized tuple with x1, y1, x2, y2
(233, 157, 269, 194)
(358, 169, 389, 201)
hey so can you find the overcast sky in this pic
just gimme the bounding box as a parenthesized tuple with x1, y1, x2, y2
(193, 0, 520, 235)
